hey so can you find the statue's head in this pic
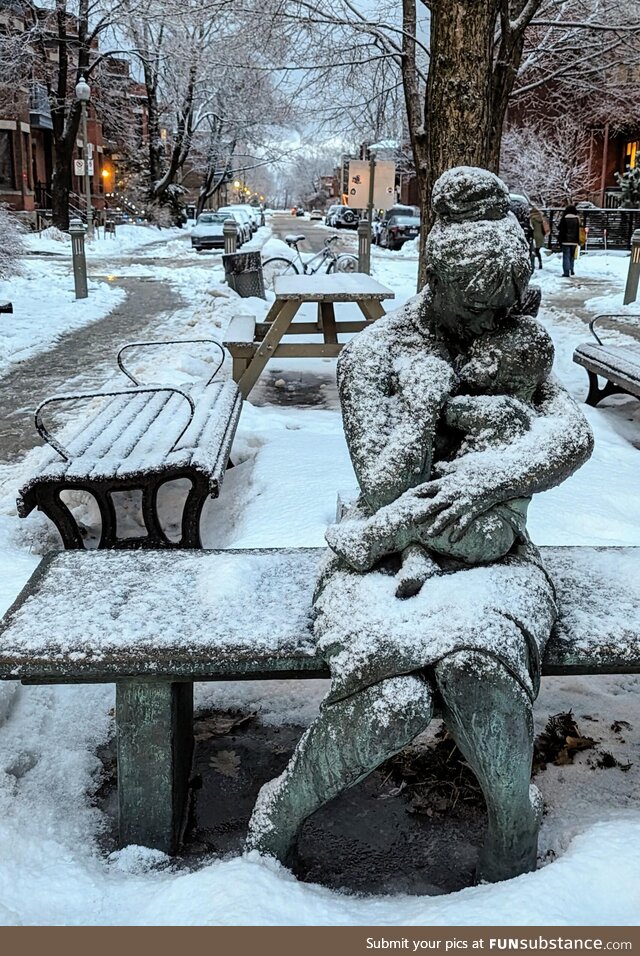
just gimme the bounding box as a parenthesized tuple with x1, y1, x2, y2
(424, 167, 531, 343)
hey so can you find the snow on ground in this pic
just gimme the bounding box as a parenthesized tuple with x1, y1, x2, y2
(0, 227, 639, 924)
(0, 259, 125, 375)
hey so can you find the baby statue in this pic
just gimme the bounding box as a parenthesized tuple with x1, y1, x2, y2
(325, 312, 555, 595)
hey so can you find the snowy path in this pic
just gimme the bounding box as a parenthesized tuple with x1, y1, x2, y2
(0, 276, 182, 463)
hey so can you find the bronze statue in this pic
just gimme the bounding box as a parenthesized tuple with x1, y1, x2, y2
(246, 167, 593, 883)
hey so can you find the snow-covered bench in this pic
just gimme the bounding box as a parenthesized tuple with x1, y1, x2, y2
(0, 545, 638, 854)
(17, 339, 242, 548)
(0, 302, 13, 314)
(573, 314, 640, 406)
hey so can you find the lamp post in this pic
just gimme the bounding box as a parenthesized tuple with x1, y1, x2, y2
(75, 75, 93, 240)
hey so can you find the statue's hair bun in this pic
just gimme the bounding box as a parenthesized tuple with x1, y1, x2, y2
(432, 166, 510, 224)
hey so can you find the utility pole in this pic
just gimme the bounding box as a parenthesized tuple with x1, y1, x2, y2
(75, 76, 93, 240)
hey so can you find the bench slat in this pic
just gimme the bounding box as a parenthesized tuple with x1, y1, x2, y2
(18, 382, 241, 512)
(1, 546, 638, 683)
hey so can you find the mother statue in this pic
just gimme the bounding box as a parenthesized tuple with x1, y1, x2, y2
(246, 167, 594, 883)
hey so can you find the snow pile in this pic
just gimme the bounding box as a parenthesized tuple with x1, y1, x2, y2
(0, 261, 125, 376)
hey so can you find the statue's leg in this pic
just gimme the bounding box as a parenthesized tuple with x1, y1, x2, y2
(246, 674, 433, 862)
(435, 649, 540, 883)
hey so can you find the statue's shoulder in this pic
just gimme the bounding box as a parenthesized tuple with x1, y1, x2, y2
(339, 293, 435, 374)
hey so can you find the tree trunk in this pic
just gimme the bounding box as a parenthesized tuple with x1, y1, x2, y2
(416, 0, 501, 287)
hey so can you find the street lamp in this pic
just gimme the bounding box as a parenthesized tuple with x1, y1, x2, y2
(75, 75, 93, 239)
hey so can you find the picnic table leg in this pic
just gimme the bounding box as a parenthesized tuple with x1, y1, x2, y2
(357, 299, 385, 323)
(238, 299, 300, 399)
(320, 302, 338, 344)
(117, 680, 194, 854)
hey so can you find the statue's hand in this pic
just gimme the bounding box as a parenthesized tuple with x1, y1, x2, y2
(409, 470, 501, 544)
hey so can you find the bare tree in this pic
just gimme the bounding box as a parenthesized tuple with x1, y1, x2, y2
(266, 0, 640, 285)
(500, 116, 594, 205)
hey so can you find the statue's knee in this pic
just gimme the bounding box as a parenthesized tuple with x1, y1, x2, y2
(435, 650, 532, 713)
(367, 675, 433, 737)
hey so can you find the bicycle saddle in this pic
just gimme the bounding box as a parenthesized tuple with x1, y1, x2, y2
(284, 234, 306, 245)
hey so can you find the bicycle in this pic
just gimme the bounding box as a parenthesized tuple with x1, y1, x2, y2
(262, 235, 358, 290)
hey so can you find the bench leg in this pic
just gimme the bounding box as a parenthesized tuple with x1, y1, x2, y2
(116, 680, 194, 854)
(585, 371, 628, 407)
(37, 488, 87, 549)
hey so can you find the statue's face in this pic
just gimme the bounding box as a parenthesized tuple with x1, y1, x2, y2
(429, 251, 528, 344)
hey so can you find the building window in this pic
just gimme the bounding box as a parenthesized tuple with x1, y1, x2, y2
(0, 130, 16, 189)
(625, 140, 640, 169)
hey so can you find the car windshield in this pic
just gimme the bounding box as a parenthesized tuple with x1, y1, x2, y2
(197, 214, 225, 224)
(391, 216, 420, 226)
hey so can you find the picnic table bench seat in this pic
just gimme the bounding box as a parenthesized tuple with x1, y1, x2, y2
(18, 340, 242, 549)
(0, 545, 638, 853)
(573, 314, 640, 406)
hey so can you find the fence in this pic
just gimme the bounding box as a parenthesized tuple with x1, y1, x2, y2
(544, 207, 640, 251)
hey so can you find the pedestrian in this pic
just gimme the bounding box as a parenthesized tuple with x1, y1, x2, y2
(529, 206, 549, 270)
(558, 204, 581, 277)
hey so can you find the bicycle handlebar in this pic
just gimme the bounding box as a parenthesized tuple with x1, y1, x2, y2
(324, 235, 338, 246)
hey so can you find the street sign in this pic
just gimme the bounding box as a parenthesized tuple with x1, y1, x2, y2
(87, 142, 94, 157)
(87, 159, 94, 176)
(346, 160, 397, 210)
(74, 159, 85, 176)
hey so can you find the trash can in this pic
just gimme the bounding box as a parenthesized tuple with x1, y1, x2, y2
(223, 251, 266, 299)
(624, 229, 640, 305)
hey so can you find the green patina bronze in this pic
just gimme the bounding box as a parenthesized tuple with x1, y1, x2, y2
(246, 167, 595, 884)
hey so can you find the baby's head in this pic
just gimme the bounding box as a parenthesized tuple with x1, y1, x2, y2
(457, 316, 554, 401)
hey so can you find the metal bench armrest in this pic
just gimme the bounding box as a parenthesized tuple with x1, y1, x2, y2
(589, 314, 633, 345)
(35, 386, 196, 462)
(117, 339, 227, 387)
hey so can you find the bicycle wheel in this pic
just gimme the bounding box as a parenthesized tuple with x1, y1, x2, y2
(262, 257, 299, 290)
(328, 254, 358, 274)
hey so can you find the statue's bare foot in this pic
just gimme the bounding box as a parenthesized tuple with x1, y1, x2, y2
(395, 544, 439, 599)
(245, 775, 298, 865)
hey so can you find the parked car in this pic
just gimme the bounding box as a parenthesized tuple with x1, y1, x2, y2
(378, 211, 420, 250)
(217, 207, 252, 243)
(228, 203, 260, 232)
(325, 204, 341, 225)
(332, 206, 358, 229)
(296, 208, 306, 217)
(310, 209, 323, 220)
(191, 212, 230, 251)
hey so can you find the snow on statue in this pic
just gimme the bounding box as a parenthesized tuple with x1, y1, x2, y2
(246, 166, 594, 883)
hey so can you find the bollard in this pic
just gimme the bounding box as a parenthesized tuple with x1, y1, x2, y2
(69, 217, 88, 300)
(358, 218, 371, 274)
(624, 229, 640, 305)
(223, 218, 238, 254)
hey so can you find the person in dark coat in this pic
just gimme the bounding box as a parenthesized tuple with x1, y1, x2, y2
(558, 205, 581, 277)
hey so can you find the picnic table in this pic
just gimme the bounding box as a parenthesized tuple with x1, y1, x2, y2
(224, 273, 395, 398)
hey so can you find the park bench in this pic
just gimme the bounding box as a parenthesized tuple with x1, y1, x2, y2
(573, 314, 640, 406)
(17, 339, 242, 549)
(0, 545, 638, 854)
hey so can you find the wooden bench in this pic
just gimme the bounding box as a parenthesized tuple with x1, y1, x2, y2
(0, 545, 638, 854)
(573, 314, 640, 406)
(18, 339, 242, 549)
